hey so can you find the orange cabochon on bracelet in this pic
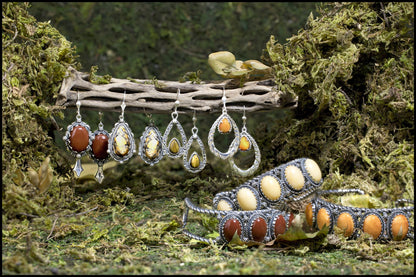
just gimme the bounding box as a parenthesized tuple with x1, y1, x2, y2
(363, 214, 382, 239)
(391, 214, 408, 241)
(223, 218, 242, 242)
(336, 212, 355, 237)
(317, 208, 330, 230)
(305, 203, 313, 227)
(251, 217, 267, 242)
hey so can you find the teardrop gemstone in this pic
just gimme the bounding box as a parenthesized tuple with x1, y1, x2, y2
(190, 153, 200, 168)
(251, 217, 267, 242)
(223, 218, 242, 242)
(274, 215, 286, 236)
(70, 125, 89, 152)
(92, 133, 109, 160)
(145, 129, 161, 159)
(169, 138, 180, 154)
(239, 136, 250, 151)
(113, 126, 130, 156)
(218, 117, 231, 133)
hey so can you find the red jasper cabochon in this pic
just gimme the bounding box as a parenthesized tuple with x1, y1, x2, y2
(70, 125, 90, 152)
(251, 217, 267, 242)
(274, 215, 286, 236)
(223, 218, 242, 242)
(92, 133, 109, 160)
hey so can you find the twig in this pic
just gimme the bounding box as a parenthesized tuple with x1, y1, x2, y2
(2, 24, 18, 50)
(46, 216, 59, 241)
(63, 206, 99, 217)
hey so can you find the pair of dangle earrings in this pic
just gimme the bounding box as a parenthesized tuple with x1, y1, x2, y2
(63, 93, 111, 183)
(208, 87, 261, 177)
(162, 89, 206, 173)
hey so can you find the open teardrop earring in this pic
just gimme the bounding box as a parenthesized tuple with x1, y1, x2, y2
(138, 112, 165, 166)
(229, 106, 261, 177)
(163, 88, 187, 158)
(89, 112, 110, 183)
(183, 111, 206, 173)
(207, 86, 240, 159)
(63, 92, 92, 177)
(108, 90, 136, 163)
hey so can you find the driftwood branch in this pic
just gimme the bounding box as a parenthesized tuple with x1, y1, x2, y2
(56, 66, 297, 114)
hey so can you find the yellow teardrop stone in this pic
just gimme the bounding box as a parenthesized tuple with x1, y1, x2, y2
(239, 136, 250, 151)
(114, 126, 130, 156)
(169, 138, 180, 154)
(190, 153, 200, 168)
(219, 118, 231, 133)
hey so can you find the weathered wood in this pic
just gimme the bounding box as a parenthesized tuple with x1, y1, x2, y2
(56, 66, 297, 114)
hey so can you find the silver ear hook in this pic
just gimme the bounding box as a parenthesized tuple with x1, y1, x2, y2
(76, 91, 81, 122)
(120, 90, 126, 122)
(173, 88, 180, 119)
(222, 86, 227, 113)
(242, 105, 247, 132)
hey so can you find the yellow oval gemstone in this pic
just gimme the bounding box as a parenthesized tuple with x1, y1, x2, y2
(169, 138, 180, 154)
(336, 212, 355, 237)
(190, 153, 200, 168)
(217, 199, 233, 211)
(236, 187, 257, 211)
(219, 118, 231, 133)
(145, 130, 160, 159)
(304, 159, 322, 183)
(114, 126, 130, 156)
(260, 175, 281, 201)
(363, 214, 382, 239)
(239, 136, 250, 151)
(305, 203, 313, 227)
(317, 207, 330, 230)
(284, 165, 305, 190)
(391, 214, 408, 241)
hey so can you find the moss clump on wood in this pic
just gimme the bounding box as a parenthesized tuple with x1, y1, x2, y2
(263, 2, 414, 203)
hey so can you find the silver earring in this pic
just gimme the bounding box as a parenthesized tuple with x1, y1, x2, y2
(108, 91, 136, 163)
(229, 106, 261, 177)
(63, 92, 92, 177)
(138, 113, 165, 166)
(183, 111, 206, 173)
(207, 87, 240, 159)
(89, 112, 110, 183)
(163, 88, 187, 158)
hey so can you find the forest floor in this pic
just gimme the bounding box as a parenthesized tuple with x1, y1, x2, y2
(2, 162, 414, 275)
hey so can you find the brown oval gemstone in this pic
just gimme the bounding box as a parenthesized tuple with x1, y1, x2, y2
(274, 215, 286, 236)
(336, 212, 354, 237)
(92, 133, 109, 160)
(223, 218, 242, 242)
(251, 217, 267, 242)
(391, 214, 408, 241)
(70, 125, 89, 152)
(288, 213, 295, 228)
(317, 208, 330, 230)
(305, 203, 313, 227)
(363, 214, 382, 239)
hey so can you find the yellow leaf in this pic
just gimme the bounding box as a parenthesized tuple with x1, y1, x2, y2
(242, 60, 271, 71)
(27, 168, 40, 187)
(208, 51, 237, 76)
(38, 168, 53, 194)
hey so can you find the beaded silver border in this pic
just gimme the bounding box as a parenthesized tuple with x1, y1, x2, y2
(138, 125, 166, 166)
(229, 130, 261, 177)
(207, 113, 240, 159)
(108, 121, 136, 164)
(163, 118, 187, 158)
(182, 131, 207, 173)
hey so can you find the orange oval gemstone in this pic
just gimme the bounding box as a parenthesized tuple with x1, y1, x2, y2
(363, 214, 382, 239)
(239, 136, 250, 151)
(391, 214, 408, 241)
(317, 208, 330, 230)
(305, 203, 313, 227)
(336, 212, 355, 237)
(223, 218, 242, 242)
(274, 215, 286, 236)
(218, 118, 231, 133)
(70, 125, 89, 152)
(251, 217, 267, 242)
(92, 133, 109, 160)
